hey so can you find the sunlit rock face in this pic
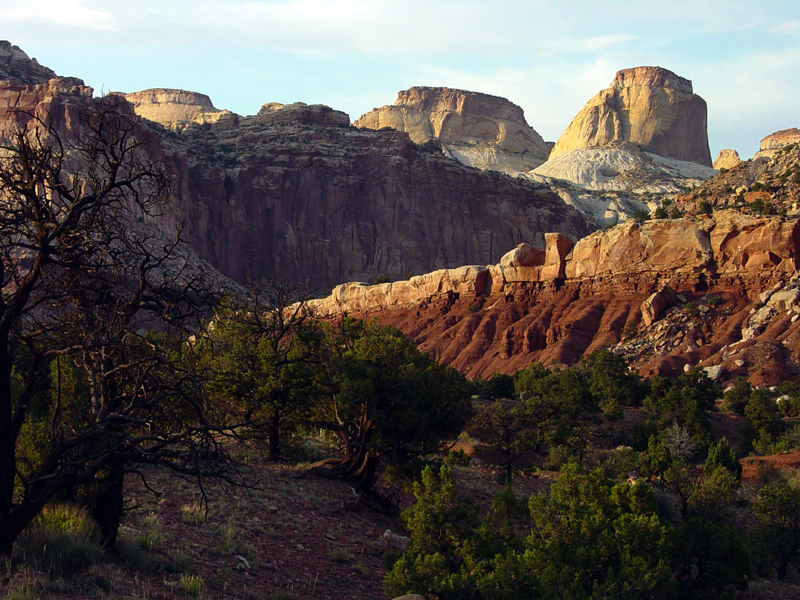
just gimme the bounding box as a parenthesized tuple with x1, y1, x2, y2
(713, 149, 742, 170)
(549, 66, 712, 167)
(354, 86, 550, 174)
(304, 210, 800, 387)
(754, 128, 800, 160)
(119, 89, 235, 130)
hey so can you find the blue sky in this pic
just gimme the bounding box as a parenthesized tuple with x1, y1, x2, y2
(2, 0, 799, 159)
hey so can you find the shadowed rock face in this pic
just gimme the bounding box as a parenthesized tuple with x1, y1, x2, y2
(0, 45, 591, 291)
(161, 105, 588, 288)
(550, 66, 712, 167)
(354, 86, 550, 174)
(0, 41, 58, 85)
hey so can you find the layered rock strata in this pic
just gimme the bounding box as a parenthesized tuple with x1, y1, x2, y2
(304, 210, 800, 384)
(0, 44, 591, 291)
(754, 128, 800, 160)
(354, 87, 550, 174)
(120, 89, 234, 130)
(549, 67, 712, 167)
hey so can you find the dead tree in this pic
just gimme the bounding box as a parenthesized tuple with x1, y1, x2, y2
(0, 97, 228, 553)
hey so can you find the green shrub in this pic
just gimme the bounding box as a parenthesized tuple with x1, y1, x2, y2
(12, 504, 103, 578)
(443, 448, 471, 467)
(622, 320, 638, 340)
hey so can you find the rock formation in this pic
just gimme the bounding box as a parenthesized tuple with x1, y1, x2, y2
(549, 67, 712, 167)
(713, 149, 742, 170)
(674, 141, 800, 216)
(530, 146, 716, 193)
(354, 87, 550, 174)
(119, 89, 234, 130)
(0, 41, 59, 85)
(0, 43, 591, 292)
(754, 128, 800, 160)
(303, 210, 800, 385)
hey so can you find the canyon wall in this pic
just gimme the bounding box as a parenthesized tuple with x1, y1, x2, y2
(304, 211, 800, 386)
(0, 47, 591, 291)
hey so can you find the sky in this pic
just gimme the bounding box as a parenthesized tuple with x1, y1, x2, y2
(1, 0, 799, 160)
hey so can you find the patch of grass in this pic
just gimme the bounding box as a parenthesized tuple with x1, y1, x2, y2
(12, 504, 103, 579)
(179, 573, 204, 597)
(180, 502, 207, 526)
(0, 568, 48, 600)
(135, 513, 164, 550)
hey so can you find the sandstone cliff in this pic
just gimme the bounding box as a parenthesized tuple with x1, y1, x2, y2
(549, 67, 712, 167)
(304, 210, 800, 386)
(713, 149, 742, 170)
(754, 128, 800, 160)
(354, 87, 550, 174)
(119, 89, 235, 130)
(0, 44, 591, 291)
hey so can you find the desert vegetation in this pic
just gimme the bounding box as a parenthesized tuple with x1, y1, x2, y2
(5, 95, 800, 600)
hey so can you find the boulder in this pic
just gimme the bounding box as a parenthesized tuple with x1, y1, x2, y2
(500, 243, 545, 268)
(549, 66, 712, 167)
(542, 232, 574, 279)
(641, 285, 678, 326)
(768, 287, 800, 312)
(383, 529, 410, 553)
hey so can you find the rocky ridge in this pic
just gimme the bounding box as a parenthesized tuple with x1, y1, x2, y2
(549, 66, 712, 167)
(354, 86, 550, 174)
(0, 41, 58, 85)
(0, 43, 591, 291)
(754, 128, 800, 160)
(674, 141, 800, 217)
(119, 89, 235, 130)
(304, 210, 800, 386)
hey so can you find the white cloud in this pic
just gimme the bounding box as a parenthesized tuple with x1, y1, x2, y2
(0, 0, 116, 30)
(773, 20, 800, 35)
